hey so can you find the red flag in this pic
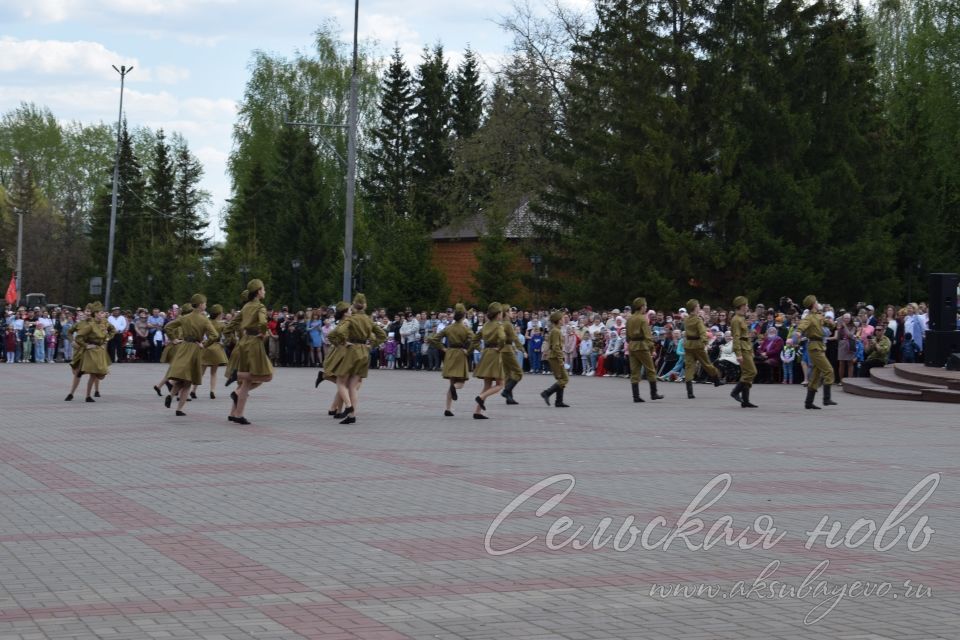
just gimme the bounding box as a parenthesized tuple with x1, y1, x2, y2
(4, 273, 17, 305)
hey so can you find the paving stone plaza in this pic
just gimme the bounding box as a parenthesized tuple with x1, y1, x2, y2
(0, 364, 957, 639)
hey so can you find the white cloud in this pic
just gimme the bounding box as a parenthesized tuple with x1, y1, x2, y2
(0, 37, 138, 79)
(2, 0, 239, 22)
(0, 37, 192, 85)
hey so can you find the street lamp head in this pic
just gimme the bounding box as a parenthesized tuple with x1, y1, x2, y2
(291, 259, 301, 270)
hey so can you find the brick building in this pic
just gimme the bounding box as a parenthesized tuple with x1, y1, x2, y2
(430, 205, 545, 306)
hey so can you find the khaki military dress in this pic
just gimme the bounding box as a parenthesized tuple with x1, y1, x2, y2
(683, 314, 720, 380)
(201, 319, 229, 367)
(329, 312, 386, 379)
(473, 323, 506, 380)
(323, 322, 347, 382)
(499, 321, 524, 381)
(68, 321, 86, 372)
(77, 321, 111, 376)
(429, 321, 475, 380)
(731, 314, 756, 386)
(163, 312, 220, 385)
(798, 312, 834, 390)
(235, 301, 273, 376)
(626, 314, 656, 383)
(160, 322, 181, 364)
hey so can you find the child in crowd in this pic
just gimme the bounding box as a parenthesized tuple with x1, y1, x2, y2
(33, 323, 46, 363)
(22, 323, 33, 362)
(45, 328, 57, 362)
(901, 332, 919, 363)
(529, 328, 543, 373)
(384, 333, 397, 369)
(579, 331, 593, 376)
(4, 325, 16, 363)
(781, 338, 796, 384)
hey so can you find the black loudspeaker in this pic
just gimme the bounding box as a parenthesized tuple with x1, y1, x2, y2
(924, 330, 960, 368)
(947, 353, 960, 372)
(927, 273, 959, 331)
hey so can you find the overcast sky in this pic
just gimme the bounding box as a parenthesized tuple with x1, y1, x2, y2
(0, 0, 590, 241)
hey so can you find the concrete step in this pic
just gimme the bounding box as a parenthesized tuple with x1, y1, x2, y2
(894, 363, 960, 391)
(921, 387, 960, 403)
(870, 366, 944, 391)
(841, 377, 923, 401)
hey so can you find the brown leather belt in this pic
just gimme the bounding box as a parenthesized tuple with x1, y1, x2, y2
(184, 337, 199, 343)
(244, 329, 262, 336)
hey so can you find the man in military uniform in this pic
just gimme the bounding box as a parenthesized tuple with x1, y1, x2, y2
(683, 299, 724, 399)
(499, 305, 525, 405)
(540, 310, 570, 407)
(626, 297, 664, 402)
(797, 294, 838, 409)
(729, 296, 758, 408)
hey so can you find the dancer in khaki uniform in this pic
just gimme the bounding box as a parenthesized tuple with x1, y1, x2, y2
(428, 303, 475, 416)
(161, 293, 219, 416)
(683, 299, 724, 399)
(229, 279, 273, 425)
(540, 310, 570, 407)
(626, 297, 664, 402)
(327, 293, 386, 425)
(471, 303, 506, 419)
(797, 294, 838, 410)
(729, 296, 758, 408)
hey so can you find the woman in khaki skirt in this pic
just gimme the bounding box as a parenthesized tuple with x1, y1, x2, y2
(161, 293, 219, 416)
(428, 303, 474, 417)
(192, 303, 228, 399)
(328, 293, 386, 425)
(228, 279, 273, 425)
(76, 302, 112, 402)
(470, 303, 506, 419)
(154, 303, 190, 397)
(64, 306, 91, 401)
(318, 302, 350, 417)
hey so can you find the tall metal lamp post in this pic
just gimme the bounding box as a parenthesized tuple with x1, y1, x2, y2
(291, 259, 302, 309)
(104, 64, 132, 310)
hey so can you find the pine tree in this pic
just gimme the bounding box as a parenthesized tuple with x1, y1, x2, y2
(88, 120, 145, 278)
(367, 47, 414, 222)
(451, 48, 485, 140)
(172, 138, 209, 255)
(471, 213, 519, 306)
(146, 129, 176, 236)
(410, 44, 453, 229)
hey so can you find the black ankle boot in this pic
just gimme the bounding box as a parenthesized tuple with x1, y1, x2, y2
(740, 386, 758, 408)
(823, 384, 838, 406)
(555, 387, 569, 408)
(631, 382, 644, 403)
(805, 388, 821, 409)
(713, 375, 725, 387)
(686, 381, 695, 399)
(649, 380, 664, 400)
(730, 382, 743, 403)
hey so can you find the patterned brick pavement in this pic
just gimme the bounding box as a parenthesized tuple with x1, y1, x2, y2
(0, 363, 957, 639)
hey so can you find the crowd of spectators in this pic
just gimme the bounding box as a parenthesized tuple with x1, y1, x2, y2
(4, 296, 951, 386)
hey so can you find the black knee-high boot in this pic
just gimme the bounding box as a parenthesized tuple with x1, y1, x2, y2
(805, 388, 821, 410)
(631, 383, 644, 403)
(740, 386, 757, 408)
(686, 381, 695, 399)
(823, 384, 838, 405)
(555, 386, 569, 408)
(730, 382, 743, 403)
(649, 380, 664, 400)
(541, 383, 558, 406)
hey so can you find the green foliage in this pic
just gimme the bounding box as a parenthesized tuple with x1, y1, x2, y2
(366, 47, 414, 222)
(471, 214, 519, 306)
(222, 24, 380, 308)
(451, 48, 485, 140)
(410, 45, 454, 229)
